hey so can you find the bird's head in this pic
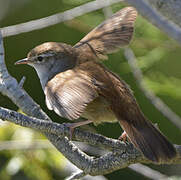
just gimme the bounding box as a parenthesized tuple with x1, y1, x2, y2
(15, 42, 76, 88)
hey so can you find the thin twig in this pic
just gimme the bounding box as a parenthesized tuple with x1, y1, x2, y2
(147, 0, 181, 28)
(66, 171, 86, 180)
(125, 0, 181, 45)
(129, 163, 168, 180)
(0, 139, 53, 151)
(18, 76, 26, 88)
(1, 0, 123, 37)
(124, 47, 181, 130)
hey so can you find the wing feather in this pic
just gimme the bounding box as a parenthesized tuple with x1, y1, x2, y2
(45, 69, 98, 120)
(74, 7, 137, 61)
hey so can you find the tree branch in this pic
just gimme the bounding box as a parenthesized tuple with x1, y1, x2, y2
(0, 107, 127, 152)
(0, 107, 181, 166)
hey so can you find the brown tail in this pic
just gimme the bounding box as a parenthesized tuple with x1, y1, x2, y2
(120, 118, 177, 162)
(94, 62, 176, 162)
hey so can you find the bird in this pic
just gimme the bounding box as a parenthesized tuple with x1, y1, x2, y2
(15, 7, 176, 163)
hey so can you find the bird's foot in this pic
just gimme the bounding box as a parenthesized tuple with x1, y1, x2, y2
(63, 120, 92, 140)
(63, 123, 75, 140)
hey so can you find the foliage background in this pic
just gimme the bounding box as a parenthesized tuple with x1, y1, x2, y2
(0, 0, 181, 179)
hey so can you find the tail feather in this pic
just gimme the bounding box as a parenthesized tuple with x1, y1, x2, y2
(120, 119, 176, 162)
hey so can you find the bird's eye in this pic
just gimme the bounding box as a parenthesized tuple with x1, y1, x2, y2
(37, 56, 43, 62)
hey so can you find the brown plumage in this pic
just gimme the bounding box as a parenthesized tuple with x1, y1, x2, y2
(15, 7, 176, 162)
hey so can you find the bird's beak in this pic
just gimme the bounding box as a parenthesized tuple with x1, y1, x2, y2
(15, 58, 29, 65)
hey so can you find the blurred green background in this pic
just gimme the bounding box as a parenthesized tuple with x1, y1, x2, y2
(0, 0, 181, 179)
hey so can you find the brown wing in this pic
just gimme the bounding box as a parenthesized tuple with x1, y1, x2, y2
(44, 69, 98, 120)
(74, 7, 137, 61)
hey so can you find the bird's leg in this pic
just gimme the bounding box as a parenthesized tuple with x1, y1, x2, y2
(119, 131, 130, 142)
(64, 120, 93, 140)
